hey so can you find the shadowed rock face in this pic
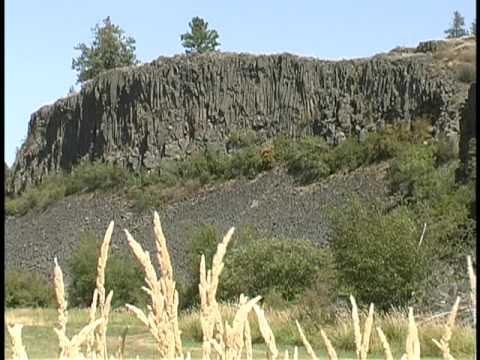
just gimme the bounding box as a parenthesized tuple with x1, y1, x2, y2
(7, 52, 457, 194)
(5, 162, 9, 193)
(457, 82, 476, 183)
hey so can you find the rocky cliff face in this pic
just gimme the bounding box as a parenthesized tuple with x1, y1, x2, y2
(457, 82, 476, 183)
(5, 162, 9, 193)
(8, 52, 459, 194)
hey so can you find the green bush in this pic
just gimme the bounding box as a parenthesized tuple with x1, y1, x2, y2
(434, 137, 458, 165)
(65, 162, 131, 195)
(173, 145, 272, 183)
(228, 146, 272, 179)
(362, 126, 410, 162)
(180, 224, 222, 309)
(189, 224, 222, 274)
(294, 254, 339, 324)
(33, 177, 67, 209)
(329, 197, 433, 310)
(272, 136, 296, 163)
(227, 129, 259, 149)
(383, 137, 474, 306)
(388, 144, 438, 200)
(273, 128, 414, 185)
(181, 224, 259, 309)
(186, 223, 258, 271)
(105, 254, 148, 308)
(218, 238, 331, 303)
(5, 196, 31, 216)
(175, 147, 230, 184)
(5, 176, 67, 216)
(329, 138, 369, 172)
(5, 270, 55, 308)
(128, 184, 172, 211)
(67, 231, 147, 308)
(413, 177, 475, 259)
(388, 141, 466, 209)
(5, 162, 131, 216)
(281, 137, 332, 184)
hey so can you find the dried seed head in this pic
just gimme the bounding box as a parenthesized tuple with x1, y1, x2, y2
(296, 320, 318, 360)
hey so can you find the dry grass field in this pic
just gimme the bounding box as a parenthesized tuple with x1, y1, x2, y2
(5, 213, 476, 359)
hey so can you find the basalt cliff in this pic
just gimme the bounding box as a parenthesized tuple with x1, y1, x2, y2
(6, 39, 471, 195)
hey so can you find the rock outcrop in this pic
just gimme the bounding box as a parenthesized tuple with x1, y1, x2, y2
(457, 82, 476, 183)
(415, 40, 450, 54)
(5, 162, 9, 193)
(8, 52, 460, 194)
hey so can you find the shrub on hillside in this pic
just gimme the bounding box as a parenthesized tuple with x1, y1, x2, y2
(328, 138, 369, 171)
(362, 126, 411, 162)
(218, 238, 332, 303)
(227, 129, 259, 150)
(279, 137, 332, 184)
(127, 180, 202, 211)
(5, 270, 55, 308)
(5, 162, 131, 216)
(434, 137, 459, 165)
(65, 162, 131, 195)
(175, 147, 230, 184)
(388, 144, 438, 200)
(272, 136, 296, 162)
(294, 256, 339, 324)
(175, 145, 273, 183)
(5, 195, 33, 216)
(181, 223, 259, 309)
(179, 224, 221, 309)
(67, 231, 147, 308)
(104, 253, 149, 308)
(228, 146, 272, 179)
(384, 138, 475, 305)
(388, 141, 467, 212)
(5, 176, 66, 216)
(412, 172, 475, 259)
(273, 128, 415, 185)
(329, 197, 433, 310)
(189, 224, 222, 274)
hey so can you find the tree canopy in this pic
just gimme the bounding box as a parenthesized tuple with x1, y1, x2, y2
(180, 17, 220, 54)
(72, 17, 139, 84)
(444, 11, 468, 38)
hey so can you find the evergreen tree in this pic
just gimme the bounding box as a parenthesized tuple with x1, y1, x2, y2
(72, 17, 139, 83)
(444, 11, 468, 38)
(471, 19, 476, 36)
(180, 17, 220, 54)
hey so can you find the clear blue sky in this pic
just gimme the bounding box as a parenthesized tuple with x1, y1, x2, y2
(5, 0, 476, 166)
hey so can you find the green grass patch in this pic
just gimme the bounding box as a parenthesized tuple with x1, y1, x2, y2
(5, 307, 475, 359)
(5, 270, 56, 308)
